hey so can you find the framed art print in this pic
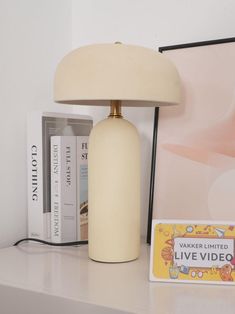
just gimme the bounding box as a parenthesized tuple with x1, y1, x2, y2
(147, 37, 235, 244)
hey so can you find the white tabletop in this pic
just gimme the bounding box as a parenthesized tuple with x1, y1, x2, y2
(0, 241, 234, 314)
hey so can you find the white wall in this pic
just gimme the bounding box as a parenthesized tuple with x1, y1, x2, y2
(0, 0, 73, 247)
(71, 0, 235, 237)
(0, 0, 235, 247)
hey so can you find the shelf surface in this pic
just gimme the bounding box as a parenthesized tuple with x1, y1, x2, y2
(0, 242, 234, 313)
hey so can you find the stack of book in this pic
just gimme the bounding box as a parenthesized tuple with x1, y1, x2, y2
(27, 111, 92, 242)
(50, 135, 88, 242)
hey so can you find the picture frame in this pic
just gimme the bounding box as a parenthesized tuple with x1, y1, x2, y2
(147, 37, 235, 244)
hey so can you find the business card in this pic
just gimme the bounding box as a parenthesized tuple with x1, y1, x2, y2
(149, 220, 235, 284)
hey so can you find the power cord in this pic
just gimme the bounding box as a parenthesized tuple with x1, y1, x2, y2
(14, 238, 88, 247)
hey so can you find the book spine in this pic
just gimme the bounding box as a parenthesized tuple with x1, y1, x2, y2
(27, 112, 44, 239)
(51, 137, 60, 242)
(51, 136, 77, 243)
(76, 136, 89, 241)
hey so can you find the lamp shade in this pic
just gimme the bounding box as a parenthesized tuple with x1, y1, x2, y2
(54, 43, 181, 107)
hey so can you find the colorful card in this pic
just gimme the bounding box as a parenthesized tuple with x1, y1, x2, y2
(150, 220, 235, 284)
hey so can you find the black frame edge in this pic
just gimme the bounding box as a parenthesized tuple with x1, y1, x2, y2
(159, 37, 235, 53)
(147, 107, 159, 244)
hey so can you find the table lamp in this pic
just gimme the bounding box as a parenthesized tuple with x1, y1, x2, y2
(54, 43, 181, 263)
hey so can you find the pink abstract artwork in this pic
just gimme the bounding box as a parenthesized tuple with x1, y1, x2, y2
(153, 39, 235, 222)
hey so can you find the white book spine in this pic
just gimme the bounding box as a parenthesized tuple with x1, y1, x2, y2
(51, 136, 77, 243)
(27, 112, 49, 240)
(76, 136, 89, 241)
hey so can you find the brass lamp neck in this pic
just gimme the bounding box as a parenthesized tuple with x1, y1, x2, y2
(108, 100, 123, 118)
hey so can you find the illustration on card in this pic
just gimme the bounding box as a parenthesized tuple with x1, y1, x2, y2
(152, 222, 235, 283)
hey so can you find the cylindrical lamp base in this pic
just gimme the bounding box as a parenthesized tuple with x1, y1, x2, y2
(88, 117, 140, 263)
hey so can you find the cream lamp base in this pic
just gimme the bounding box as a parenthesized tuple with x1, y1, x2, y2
(88, 114, 140, 263)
